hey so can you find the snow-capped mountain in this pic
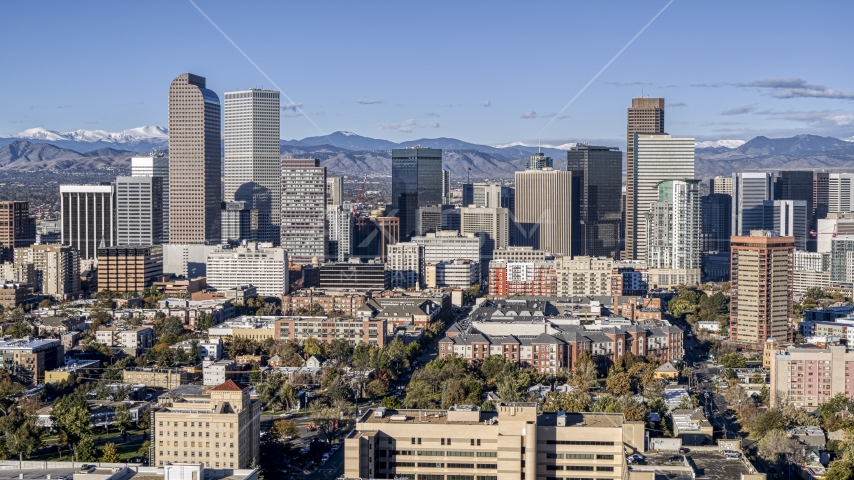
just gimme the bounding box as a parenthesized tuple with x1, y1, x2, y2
(695, 139, 746, 149)
(12, 126, 168, 145)
(493, 141, 579, 150)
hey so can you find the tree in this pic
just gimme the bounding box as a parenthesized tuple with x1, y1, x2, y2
(751, 409, 787, 439)
(50, 389, 93, 460)
(329, 339, 352, 363)
(381, 396, 402, 409)
(605, 372, 632, 396)
(38, 299, 53, 309)
(195, 313, 215, 331)
(137, 440, 151, 459)
(76, 436, 97, 462)
(758, 429, 807, 470)
(302, 338, 326, 358)
(724, 384, 751, 409)
(719, 353, 747, 369)
(574, 351, 598, 388)
(101, 442, 120, 463)
(311, 403, 341, 442)
(6, 322, 33, 339)
(113, 403, 131, 435)
(271, 420, 300, 441)
(824, 449, 854, 480)
(2, 407, 42, 463)
(366, 379, 388, 399)
(496, 375, 521, 402)
(677, 394, 696, 411)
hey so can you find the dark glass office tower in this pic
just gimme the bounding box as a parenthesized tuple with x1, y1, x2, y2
(391, 147, 443, 240)
(775, 170, 816, 250)
(567, 145, 623, 258)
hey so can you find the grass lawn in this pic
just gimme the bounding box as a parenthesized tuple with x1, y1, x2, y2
(29, 429, 148, 462)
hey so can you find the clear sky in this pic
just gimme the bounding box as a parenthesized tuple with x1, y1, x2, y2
(2, 1, 853, 146)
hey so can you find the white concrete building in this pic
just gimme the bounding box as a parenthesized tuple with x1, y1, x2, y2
(203, 359, 237, 386)
(170, 338, 223, 361)
(223, 89, 281, 244)
(132, 155, 169, 242)
(555, 256, 613, 296)
(425, 259, 479, 288)
(116, 176, 163, 246)
(411, 230, 480, 265)
(206, 243, 288, 297)
(387, 242, 422, 290)
(645, 179, 701, 270)
(326, 205, 353, 261)
(829, 173, 854, 214)
(460, 205, 509, 260)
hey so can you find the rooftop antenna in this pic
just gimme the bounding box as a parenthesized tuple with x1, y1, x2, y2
(538, 141, 541, 154)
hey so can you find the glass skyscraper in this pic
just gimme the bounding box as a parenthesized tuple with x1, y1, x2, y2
(567, 144, 623, 258)
(391, 147, 443, 241)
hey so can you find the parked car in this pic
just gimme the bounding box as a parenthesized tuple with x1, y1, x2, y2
(280, 413, 293, 418)
(78, 465, 96, 473)
(724, 451, 742, 459)
(627, 454, 645, 464)
(678, 447, 690, 454)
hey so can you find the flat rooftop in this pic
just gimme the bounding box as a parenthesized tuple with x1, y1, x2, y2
(361, 409, 498, 425)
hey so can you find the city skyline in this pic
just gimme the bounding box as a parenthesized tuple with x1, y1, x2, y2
(2, 2, 854, 145)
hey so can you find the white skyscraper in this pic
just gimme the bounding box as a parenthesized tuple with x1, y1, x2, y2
(132, 156, 169, 242)
(632, 134, 695, 261)
(206, 243, 288, 297)
(387, 242, 422, 289)
(829, 173, 854, 214)
(223, 89, 281, 244)
(327, 205, 353, 261)
(116, 176, 163, 246)
(732, 172, 774, 237)
(281, 159, 327, 263)
(326, 177, 344, 207)
(645, 179, 701, 269)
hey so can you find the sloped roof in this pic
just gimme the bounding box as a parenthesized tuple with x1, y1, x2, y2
(656, 362, 679, 373)
(211, 379, 246, 392)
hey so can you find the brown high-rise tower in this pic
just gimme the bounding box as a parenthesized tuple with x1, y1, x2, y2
(168, 73, 222, 244)
(624, 97, 664, 260)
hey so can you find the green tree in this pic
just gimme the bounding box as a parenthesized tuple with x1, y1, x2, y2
(137, 440, 151, 459)
(2, 407, 42, 463)
(366, 379, 389, 399)
(37, 299, 53, 309)
(719, 353, 747, 368)
(752, 409, 787, 439)
(113, 403, 131, 435)
(101, 442, 120, 463)
(6, 322, 33, 339)
(329, 338, 352, 363)
(381, 396, 402, 409)
(605, 372, 632, 396)
(195, 313, 215, 331)
(271, 420, 300, 441)
(76, 436, 97, 462)
(496, 374, 521, 402)
(50, 389, 92, 460)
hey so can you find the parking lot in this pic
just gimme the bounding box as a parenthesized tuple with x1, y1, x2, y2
(0, 469, 77, 480)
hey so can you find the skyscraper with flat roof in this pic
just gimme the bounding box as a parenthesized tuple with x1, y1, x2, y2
(567, 144, 623, 258)
(630, 133, 694, 262)
(281, 158, 327, 263)
(116, 176, 163, 246)
(391, 147, 443, 241)
(514, 169, 577, 256)
(624, 97, 665, 260)
(0, 202, 35, 263)
(223, 89, 281, 244)
(60, 184, 115, 264)
(732, 172, 774, 237)
(131, 155, 169, 242)
(526, 152, 553, 170)
(167, 73, 221, 244)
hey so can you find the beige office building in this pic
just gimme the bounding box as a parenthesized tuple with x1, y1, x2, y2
(14, 245, 80, 300)
(460, 205, 509, 259)
(624, 97, 665, 260)
(168, 73, 222, 244)
(514, 169, 575, 256)
(555, 256, 614, 296)
(344, 403, 642, 480)
(153, 380, 260, 469)
(223, 89, 281, 244)
(281, 158, 327, 263)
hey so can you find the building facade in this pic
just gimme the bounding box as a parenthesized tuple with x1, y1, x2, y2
(14, 245, 80, 300)
(319, 260, 389, 290)
(732, 172, 774, 237)
(387, 242, 423, 290)
(770, 345, 854, 409)
(131, 155, 169, 242)
(168, 73, 222, 244)
(206, 243, 288, 297)
(460, 206, 509, 263)
(220, 201, 258, 245)
(223, 89, 281, 244)
(96, 245, 163, 293)
(710, 175, 733, 195)
(116, 176, 163, 246)
(514, 169, 577, 256)
(645, 179, 701, 270)
(391, 147, 443, 241)
(153, 380, 260, 468)
(0, 338, 63, 384)
(701, 193, 732, 253)
(488, 260, 557, 297)
(631, 134, 694, 262)
(566, 144, 623, 258)
(828, 173, 854, 214)
(763, 199, 808, 251)
(730, 231, 794, 343)
(624, 97, 665, 261)
(554, 256, 613, 296)
(326, 206, 353, 262)
(60, 184, 115, 262)
(0, 201, 35, 262)
(326, 176, 343, 207)
(425, 259, 479, 289)
(412, 231, 481, 265)
(281, 158, 327, 263)
(275, 316, 387, 347)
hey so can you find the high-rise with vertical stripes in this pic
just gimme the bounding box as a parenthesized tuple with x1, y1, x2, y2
(624, 97, 665, 260)
(223, 89, 281, 244)
(167, 73, 221, 244)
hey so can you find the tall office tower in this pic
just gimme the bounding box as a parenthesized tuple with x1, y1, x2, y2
(207, 243, 288, 297)
(813, 172, 829, 224)
(221, 201, 258, 245)
(60, 184, 115, 264)
(0, 202, 35, 262)
(730, 231, 793, 343)
(526, 152, 553, 170)
(96, 245, 163, 293)
(116, 176, 163, 246)
(14, 245, 81, 300)
(391, 147, 443, 241)
(830, 236, 854, 282)
(326, 206, 353, 261)
(460, 205, 509, 263)
(223, 89, 281, 244)
(567, 144, 623, 258)
(624, 97, 665, 260)
(353, 216, 400, 261)
(326, 177, 344, 207)
(630, 134, 694, 262)
(461, 183, 515, 209)
(701, 193, 732, 253)
(281, 158, 327, 263)
(710, 176, 733, 195)
(411, 231, 481, 265)
(828, 173, 854, 213)
(763, 200, 808, 251)
(168, 73, 221, 245)
(775, 170, 816, 250)
(416, 205, 459, 236)
(442, 169, 451, 204)
(645, 179, 701, 269)
(515, 169, 577, 256)
(732, 172, 774, 236)
(387, 242, 423, 289)
(131, 155, 169, 242)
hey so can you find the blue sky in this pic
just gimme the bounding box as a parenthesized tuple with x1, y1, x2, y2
(2, 1, 853, 147)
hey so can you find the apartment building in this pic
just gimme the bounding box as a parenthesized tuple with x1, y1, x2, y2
(554, 256, 613, 296)
(411, 231, 481, 265)
(0, 201, 35, 262)
(319, 259, 389, 290)
(123, 367, 189, 389)
(14, 245, 81, 300)
(387, 242, 423, 290)
(0, 338, 64, 384)
(492, 246, 555, 263)
(344, 403, 643, 480)
(206, 243, 288, 297)
(95, 326, 156, 356)
(0, 283, 32, 310)
(153, 380, 260, 468)
(488, 260, 557, 296)
(425, 259, 479, 289)
(274, 316, 387, 347)
(282, 291, 368, 317)
(170, 338, 223, 361)
(207, 317, 276, 341)
(769, 345, 854, 408)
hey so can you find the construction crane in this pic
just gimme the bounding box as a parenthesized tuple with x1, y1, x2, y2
(352, 174, 368, 219)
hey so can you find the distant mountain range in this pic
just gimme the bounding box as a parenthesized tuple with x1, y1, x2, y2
(3, 126, 854, 180)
